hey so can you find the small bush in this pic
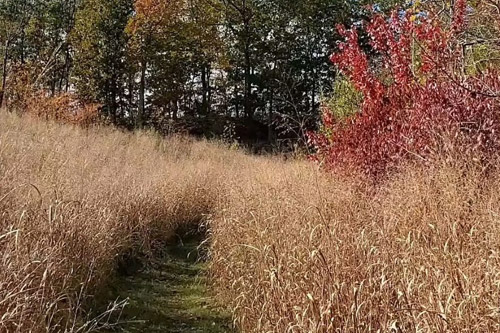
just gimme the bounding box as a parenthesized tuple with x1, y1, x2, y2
(26, 92, 100, 127)
(5, 66, 100, 128)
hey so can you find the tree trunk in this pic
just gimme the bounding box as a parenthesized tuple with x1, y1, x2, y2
(201, 65, 209, 114)
(20, 30, 26, 65)
(235, 86, 240, 118)
(64, 47, 71, 92)
(58, 69, 64, 93)
(138, 60, 146, 128)
(128, 70, 134, 112)
(312, 69, 316, 114)
(244, 43, 252, 118)
(268, 87, 274, 143)
(207, 64, 212, 111)
(110, 73, 118, 123)
(51, 71, 57, 96)
(1, 39, 9, 109)
(172, 99, 178, 120)
(111, 89, 117, 122)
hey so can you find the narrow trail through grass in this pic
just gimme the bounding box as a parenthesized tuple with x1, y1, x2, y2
(99, 235, 234, 333)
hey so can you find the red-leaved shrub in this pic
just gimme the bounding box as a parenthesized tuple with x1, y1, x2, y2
(309, 1, 500, 177)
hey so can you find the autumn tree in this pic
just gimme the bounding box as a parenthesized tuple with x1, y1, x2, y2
(71, 0, 133, 122)
(0, 0, 31, 107)
(126, 0, 185, 126)
(2, 0, 395, 145)
(0, 0, 80, 109)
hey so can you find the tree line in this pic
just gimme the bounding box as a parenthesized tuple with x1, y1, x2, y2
(0, 0, 391, 143)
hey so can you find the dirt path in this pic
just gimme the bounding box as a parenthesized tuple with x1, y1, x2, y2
(98, 236, 234, 333)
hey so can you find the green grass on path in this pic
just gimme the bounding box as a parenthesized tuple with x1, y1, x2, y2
(96, 236, 234, 333)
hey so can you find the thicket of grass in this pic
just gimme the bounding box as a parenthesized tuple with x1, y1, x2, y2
(2, 112, 500, 332)
(0, 112, 229, 332)
(211, 158, 500, 332)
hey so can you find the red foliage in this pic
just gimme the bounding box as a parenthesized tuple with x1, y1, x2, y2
(309, 2, 500, 177)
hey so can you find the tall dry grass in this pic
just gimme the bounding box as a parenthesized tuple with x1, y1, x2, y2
(210, 159, 500, 332)
(2, 111, 500, 332)
(0, 111, 233, 332)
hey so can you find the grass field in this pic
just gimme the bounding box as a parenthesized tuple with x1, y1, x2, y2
(1, 111, 500, 332)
